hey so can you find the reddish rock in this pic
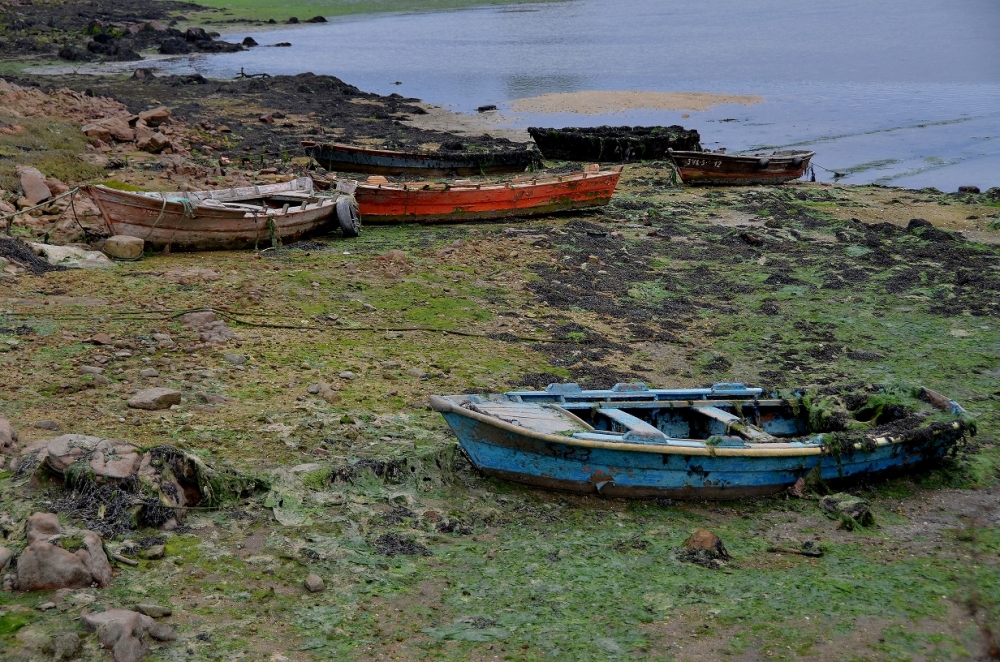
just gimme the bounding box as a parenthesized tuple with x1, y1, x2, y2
(26, 512, 61, 544)
(138, 106, 170, 127)
(16, 542, 93, 591)
(82, 123, 113, 143)
(44, 177, 70, 195)
(89, 333, 114, 345)
(78, 531, 112, 588)
(16, 166, 52, 205)
(45, 435, 100, 474)
(88, 439, 142, 479)
(683, 528, 730, 559)
(137, 131, 170, 154)
(128, 388, 182, 411)
(0, 546, 13, 571)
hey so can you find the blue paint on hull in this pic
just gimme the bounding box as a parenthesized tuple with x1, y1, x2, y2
(441, 411, 958, 499)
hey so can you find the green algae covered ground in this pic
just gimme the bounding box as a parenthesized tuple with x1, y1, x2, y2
(1, 170, 999, 660)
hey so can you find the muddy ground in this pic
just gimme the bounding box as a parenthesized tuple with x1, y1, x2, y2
(1, 1, 1000, 660)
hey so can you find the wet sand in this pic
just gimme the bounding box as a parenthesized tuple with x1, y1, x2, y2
(509, 90, 764, 115)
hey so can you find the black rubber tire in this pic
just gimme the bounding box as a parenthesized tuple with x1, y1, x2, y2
(757, 158, 770, 169)
(791, 157, 803, 168)
(336, 196, 360, 238)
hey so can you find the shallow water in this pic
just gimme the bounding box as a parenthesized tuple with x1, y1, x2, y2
(104, 0, 1000, 189)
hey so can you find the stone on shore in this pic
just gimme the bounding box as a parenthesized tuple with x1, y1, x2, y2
(128, 388, 182, 410)
(304, 573, 325, 593)
(135, 603, 172, 618)
(104, 235, 145, 260)
(17, 542, 93, 591)
(0, 545, 12, 571)
(0, 414, 17, 454)
(138, 106, 171, 127)
(26, 512, 62, 544)
(16, 166, 52, 205)
(83, 609, 177, 662)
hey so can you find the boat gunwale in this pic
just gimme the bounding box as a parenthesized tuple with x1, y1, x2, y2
(430, 394, 965, 458)
(355, 167, 622, 195)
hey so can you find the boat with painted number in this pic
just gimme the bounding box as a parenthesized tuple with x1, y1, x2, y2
(668, 149, 815, 185)
(87, 177, 359, 251)
(430, 382, 973, 499)
(301, 140, 540, 176)
(349, 164, 622, 224)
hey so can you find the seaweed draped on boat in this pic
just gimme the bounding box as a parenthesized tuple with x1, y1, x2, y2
(527, 125, 702, 162)
(430, 382, 973, 499)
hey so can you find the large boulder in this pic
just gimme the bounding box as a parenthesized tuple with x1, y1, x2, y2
(83, 609, 177, 662)
(16, 166, 52, 205)
(45, 435, 100, 474)
(88, 439, 143, 480)
(128, 388, 182, 411)
(138, 106, 170, 127)
(78, 531, 112, 587)
(16, 541, 93, 591)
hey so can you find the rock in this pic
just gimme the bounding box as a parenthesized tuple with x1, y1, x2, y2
(137, 131, 170, 154)
(52, 632, 81, 660)
(135, 603, 171, 618)
(89, 333, 114, 345)
(242, 36, 258, 46)
(28, 243, 114, 269)
(182, 310, 216, 327)
(958, 185, 980, 194)
(223, 353, 247, 365)
(184, 26, 211, 42)
(45, 177, 70, 195)
(34, 419, 61, 431)
(339, 371, 356, 380)
(307, 15, 328, 23)
(82, 123, 113, 143)
(16, 541, 93, 591)
(100, 117, 136, 143)
(83, 609, 177, 662)
(128, 388, 182, 410)
(820, 493, 874, 529)
(104, 235, 145, 260)
(26, 512, 61, 544)
(80, 365, 105, 375)
(45, 435, 100, 474)
(16, 166, 52, 205)
(287, 16, 300, 23)
(78, 531, 112, 588)
(138, 106, 171, 127)
(259, 114, 275, 124)
(676, 528, 731, 568)
(131, 68, 156, 80)
(683, 528, 729, 557)
(0, 546, 12, 571)
(304, 573, 325, 593)
(140, 368, 159, 378)
(307, 383, 320, 394)
(88, 439, 143, 480)
(37, 601, 57, 610)
(140, 545, 165, 560)
(0, 415, 17, 454)
(407, 367, 426, 379)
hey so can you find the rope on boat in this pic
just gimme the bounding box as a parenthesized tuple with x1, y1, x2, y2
(810, 162, 845, 178)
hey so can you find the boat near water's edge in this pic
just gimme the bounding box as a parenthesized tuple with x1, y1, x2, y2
(302, 140, 540, 176)
(431, 382, 973, 499)
(670, 149, 815, 186)
(348, 164, 622, 224)
(527, 125, 702, 162)
(87, 177, 358, 251)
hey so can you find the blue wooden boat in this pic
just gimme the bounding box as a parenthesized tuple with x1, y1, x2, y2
(430, 383, 973, 499)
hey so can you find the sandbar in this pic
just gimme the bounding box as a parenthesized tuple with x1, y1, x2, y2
(509, 90, 764, 115)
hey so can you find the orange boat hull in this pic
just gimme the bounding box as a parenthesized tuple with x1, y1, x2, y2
(354, 168, 622, 224)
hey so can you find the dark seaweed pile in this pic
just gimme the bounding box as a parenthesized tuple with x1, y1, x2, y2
(0, 237, 67, 275)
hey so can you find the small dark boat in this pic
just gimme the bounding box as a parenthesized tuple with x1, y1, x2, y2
(348, 164, 622, 224)
(669, 149, 815, 185)
(87, 178, 359, 251)
(527, 125, 702, 162)
(431, 382, 973, 499)
(301, 141, 540, 176)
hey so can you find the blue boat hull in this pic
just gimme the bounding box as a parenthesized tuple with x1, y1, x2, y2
(439, 409, 964, 499)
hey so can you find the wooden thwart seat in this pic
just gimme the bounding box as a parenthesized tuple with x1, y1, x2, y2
(598, 408, 667, 441)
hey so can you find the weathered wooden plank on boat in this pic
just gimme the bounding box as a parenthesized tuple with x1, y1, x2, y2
(669, 149, 815, 186)
(430, 381, 973, 499)
(352, 165, 622, 224)
(86, 177, 349, 251)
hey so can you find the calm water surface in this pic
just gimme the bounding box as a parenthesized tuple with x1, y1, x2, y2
(148, 0, 1000, 189)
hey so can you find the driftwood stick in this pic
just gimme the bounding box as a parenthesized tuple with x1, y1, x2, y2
(767, 546, 823, 558)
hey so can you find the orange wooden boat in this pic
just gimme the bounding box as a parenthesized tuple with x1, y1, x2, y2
(349, 165, 622, 224)
(87, 178, 359, 251)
